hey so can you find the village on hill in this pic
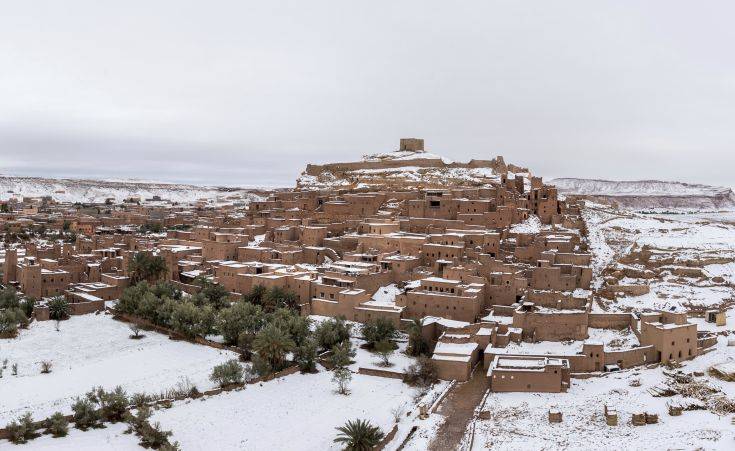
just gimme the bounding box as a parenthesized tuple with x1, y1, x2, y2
(1, 139, 734, 450)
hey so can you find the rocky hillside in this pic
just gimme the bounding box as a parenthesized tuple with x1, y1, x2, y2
(0, 175, 266, 204)
(551, 178, 735, 209)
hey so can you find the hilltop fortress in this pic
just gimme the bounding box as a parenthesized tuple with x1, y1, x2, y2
(298, 138, 527, 190)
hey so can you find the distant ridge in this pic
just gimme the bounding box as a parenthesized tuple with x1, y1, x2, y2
(0, 175, 267, 204)
(550, 178, 735, 209)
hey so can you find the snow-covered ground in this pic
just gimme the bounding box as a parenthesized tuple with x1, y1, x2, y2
(151, 368, 416, 451)
(472, 336, 735, 450)
(583, 204, 735, 311)
(3, 422, 140, 450)
(0, 314, 239, 424)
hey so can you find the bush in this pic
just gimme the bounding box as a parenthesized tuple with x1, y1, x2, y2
(361, 318, 398, 348)
(19, 298, 36, 319)
(71, 397, 102, 430)
(124, 405, 151, 435)
(315, 317, 352, 351)
(138, 422, 174, 449)
(0, 309, 23, 335)
(403, 356, 438, 387)
(129, 323, 144, 339)
(332, 367, 352, 395)
(88, 386, 129, 422)
(5, 413, 38, 444)
(45, 412, 69, 437)
(40, 360, 53, 374)
(210, 360, 244, 387)
(131, 392, 152, 408)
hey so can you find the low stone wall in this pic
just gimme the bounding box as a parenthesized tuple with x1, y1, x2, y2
(604, 285, 650, 296)
(112, 311, 241, 354)
(375, 423, 399, 451)
(698, 336, 718, 350)
(33, 299, 105, 321)
(357, 367, 404, 380)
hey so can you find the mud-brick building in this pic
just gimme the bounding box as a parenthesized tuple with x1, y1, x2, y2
(488, 356, 570, 393)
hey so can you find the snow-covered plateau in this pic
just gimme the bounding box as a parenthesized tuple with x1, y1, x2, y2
(0, 175, 266, 204)
(552, 178, 735, 209)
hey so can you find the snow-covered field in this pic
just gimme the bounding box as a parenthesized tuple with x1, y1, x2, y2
(0, 314, 239, 425)
(472, 336, 735, 450)
(3, 422, 140, 450)
(151, 369, 416, 451)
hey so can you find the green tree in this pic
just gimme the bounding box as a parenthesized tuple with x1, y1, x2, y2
(295, 338, 318, 373)
(374, 340, 395, 367)
(333, 419, 384, 450)
(315, 317, 352, 352)
(253, 324, 295, 372)
(0, 287, 20, 309)
(170, 301, 210, 339)
(217, 301, 265, 345)
(330, 340, 356, 369)
(361, 318, 398, 349)
(193, 278, 230, 310)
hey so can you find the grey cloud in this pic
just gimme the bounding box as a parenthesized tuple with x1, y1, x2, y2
(0, 0, 733, 187)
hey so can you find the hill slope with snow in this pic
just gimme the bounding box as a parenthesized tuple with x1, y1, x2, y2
(0, 175, 266, 204)
(551, 178, 735, 209)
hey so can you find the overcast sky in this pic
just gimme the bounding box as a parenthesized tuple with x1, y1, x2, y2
(1, 1, 733, 188)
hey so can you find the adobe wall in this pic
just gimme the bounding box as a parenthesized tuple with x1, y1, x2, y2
(489, 367, 565, 393)
(433, 358, 472, 382)
(587, 313, 633, 330)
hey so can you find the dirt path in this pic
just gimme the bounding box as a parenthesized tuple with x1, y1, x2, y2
(427, 365, 488, 451)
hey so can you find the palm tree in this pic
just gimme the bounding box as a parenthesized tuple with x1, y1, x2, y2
(334, 419, 384, 450)
(47, 296, 70, 321)
(407, 318, 429, 357)
(252, 324, 295, 371)
(128, 252, 167, 284)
